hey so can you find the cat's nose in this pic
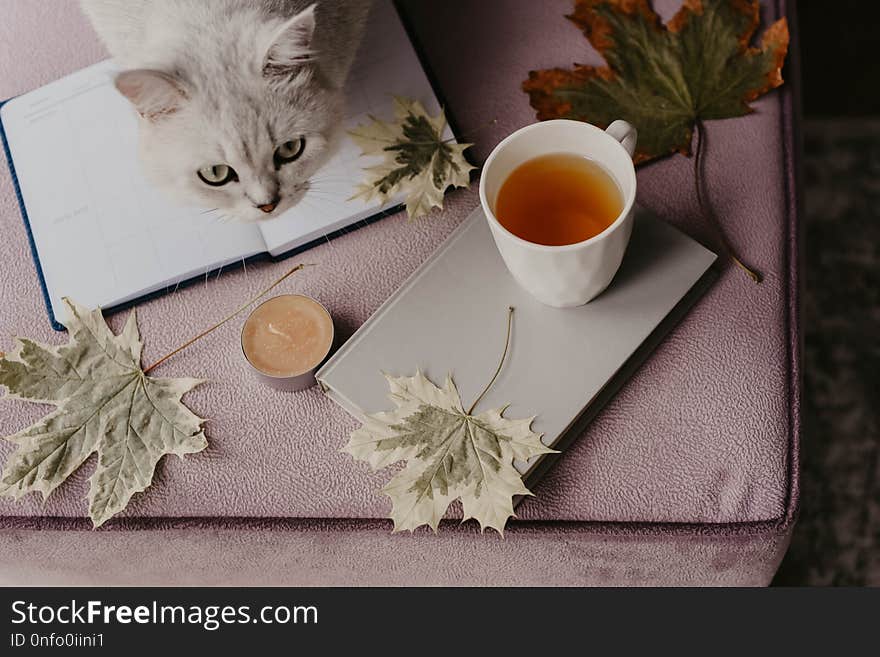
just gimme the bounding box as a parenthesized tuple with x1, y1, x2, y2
(257, 196, 281, 214)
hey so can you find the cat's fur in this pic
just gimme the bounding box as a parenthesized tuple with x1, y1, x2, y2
(80, 0, 371, 221)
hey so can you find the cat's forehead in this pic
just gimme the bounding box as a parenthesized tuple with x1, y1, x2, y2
(198, 73, 332, 139)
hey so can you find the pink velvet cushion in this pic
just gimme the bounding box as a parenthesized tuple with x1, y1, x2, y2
(0, 0, 798, 533)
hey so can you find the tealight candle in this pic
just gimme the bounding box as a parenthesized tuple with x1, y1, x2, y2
(241, 294, 334, 391)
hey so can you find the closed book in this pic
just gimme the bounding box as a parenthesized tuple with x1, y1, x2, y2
(317, 205, 717, 486)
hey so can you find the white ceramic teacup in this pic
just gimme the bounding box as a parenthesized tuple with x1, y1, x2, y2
(479, 119, 637, 307)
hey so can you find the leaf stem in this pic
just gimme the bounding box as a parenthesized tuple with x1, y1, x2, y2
(693, 119, 761, 283)
(142, 263, 313, 375)
(467, 306, 514, 415)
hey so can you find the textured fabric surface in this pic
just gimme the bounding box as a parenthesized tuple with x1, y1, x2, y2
(0, 0, 799, 585)
(0, 521, 790, 586)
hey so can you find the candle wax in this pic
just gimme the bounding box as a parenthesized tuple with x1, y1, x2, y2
(242, 295, 333, 377)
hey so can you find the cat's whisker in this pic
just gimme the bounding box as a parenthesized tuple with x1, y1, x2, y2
(306, 183, 354, 196)
(309, 176, 354, 184)
(307, 182, 355, 191)
(310, 171, 354, 181)
(307, 186, 353, 196)
(297, 196, 327, 216)
(298, 198, 341, 210)
(302, 194, 340, 211)
(297, 198, 338, 252)
(199, 207, 220, 215)
(308, 181, 352, 191)
(303, 195, 342, 204)
(302, 191, 343, 203)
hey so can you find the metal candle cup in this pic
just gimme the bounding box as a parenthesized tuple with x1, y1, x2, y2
(240, 294, 334, 391)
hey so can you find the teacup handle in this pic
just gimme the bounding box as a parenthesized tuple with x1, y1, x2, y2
(605, 120, 637, 158)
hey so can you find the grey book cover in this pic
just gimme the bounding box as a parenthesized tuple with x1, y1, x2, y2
(317, 205, 717, 484)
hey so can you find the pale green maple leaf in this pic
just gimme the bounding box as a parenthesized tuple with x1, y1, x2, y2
(0, 299, 206, 527)
(348, 96, 474, 219)
(344, 371, 556, 535)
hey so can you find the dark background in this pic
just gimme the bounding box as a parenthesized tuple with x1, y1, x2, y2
(799, 2, 880, 116)
(772, 2, 879, 585)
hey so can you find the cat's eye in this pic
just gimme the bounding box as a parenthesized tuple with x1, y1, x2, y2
(274, 138, 305, 168)
(197, 164, 237, 187)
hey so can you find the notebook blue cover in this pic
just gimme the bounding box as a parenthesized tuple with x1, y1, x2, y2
(0, 98, 63, 329)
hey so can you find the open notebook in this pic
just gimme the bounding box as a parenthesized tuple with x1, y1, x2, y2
(0, 1, 450, 330)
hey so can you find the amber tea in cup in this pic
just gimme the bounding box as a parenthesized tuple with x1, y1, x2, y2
(480, 119, 638, 307)
(495, 152, 623, 246)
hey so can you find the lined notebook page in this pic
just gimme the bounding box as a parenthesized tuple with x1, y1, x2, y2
(1, 60, 266, 324)
(257, 0, 450, 254)
(1, 0, 446, 326)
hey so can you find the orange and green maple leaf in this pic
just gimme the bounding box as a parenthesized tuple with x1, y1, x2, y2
(523, 0, 789, 164)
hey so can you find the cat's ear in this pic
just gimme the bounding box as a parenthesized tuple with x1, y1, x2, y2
(115, 69, 188, 121)
(263, 4, 317, 76)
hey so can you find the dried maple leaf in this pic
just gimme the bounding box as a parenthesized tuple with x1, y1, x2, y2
(523, 0, 789, 164)
(344, 371, 556, 535)
(349, 96, 475, 219)
(0, 299, 207, 527)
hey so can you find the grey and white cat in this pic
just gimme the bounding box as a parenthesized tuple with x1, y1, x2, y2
(80, 0, 371, 222)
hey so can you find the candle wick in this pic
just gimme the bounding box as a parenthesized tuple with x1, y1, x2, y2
(266, 323, 293, 341)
